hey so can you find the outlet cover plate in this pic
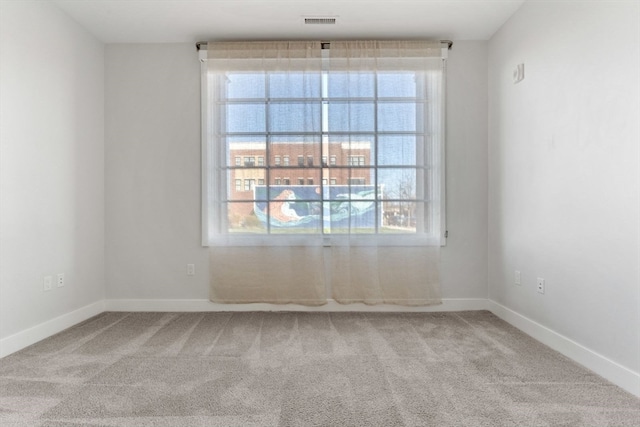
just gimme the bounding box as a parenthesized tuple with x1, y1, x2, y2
(43, 276, 52, 291)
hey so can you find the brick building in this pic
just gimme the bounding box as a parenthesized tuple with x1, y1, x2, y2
(230, 141, 372, 199)
(228, 141, 373, 222)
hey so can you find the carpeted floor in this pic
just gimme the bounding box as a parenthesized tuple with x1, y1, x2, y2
(0, 311, 638, 426)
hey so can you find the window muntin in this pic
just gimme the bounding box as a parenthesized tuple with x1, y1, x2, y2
(216, 69, 435, 237)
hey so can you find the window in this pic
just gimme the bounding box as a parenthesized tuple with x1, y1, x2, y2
(202, 40, 446, 245)
(348, 155, 365, 166)
(235, 156, 241, 166)
(235, 179, 242, 191)
(244, 179, 255, 191)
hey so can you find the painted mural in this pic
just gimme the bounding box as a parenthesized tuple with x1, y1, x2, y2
(253, 185, 380, 230)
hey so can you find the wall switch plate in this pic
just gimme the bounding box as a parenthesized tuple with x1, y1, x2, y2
(43, 276, 52, 291)
(537, 277, 545, 294)
(513, 63, 525, 83)
(57, 273, 65, 287)
(515, 270, 521, 285)
(187, 264, 195, 276)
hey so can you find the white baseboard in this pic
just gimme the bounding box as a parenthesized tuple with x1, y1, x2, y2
(488, 299, 640, 398)
(105, 298, 489, 313)
(0, 300, 105, 358)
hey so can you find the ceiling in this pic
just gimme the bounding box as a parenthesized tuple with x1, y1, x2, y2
(52, 0, 525, 44)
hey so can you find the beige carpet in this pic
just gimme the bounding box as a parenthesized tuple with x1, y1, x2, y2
(0, 311, 638, 426)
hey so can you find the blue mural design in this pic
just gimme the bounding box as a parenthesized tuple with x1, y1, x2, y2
(253, 185, 379, 229)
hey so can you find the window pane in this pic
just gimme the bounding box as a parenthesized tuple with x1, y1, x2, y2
(256, 187, 323, 233)
(268, 171, 321, 199)
(226, 103, 265, 133)
(327, 137, 374, 169)
(328, 72, 375, 98)
(381, 202, 418, 233)
(326, 185, 378, 233)
(328, 102, 375, 132)
(269, 102, 321, 132)
(377, 72, 418, 98)
(269, 73, 321, 99)
(227, 168, 265, 201)
(379, 169, 419, 200)
(378, 135, 422, 166)
(226, 73, 265, 99)
(269, 136, 321, 166)
(346, 167, 374, 188)
(379, 169, 422, 233)
(226, 137, 266, 169)
(378, 102, 423, 132)
(226, 202, 267, 233)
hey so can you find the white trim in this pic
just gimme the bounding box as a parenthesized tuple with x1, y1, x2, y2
(0, 300, 105, 358)
(105, 298, 488, 313)
(488, 300, 640, 398)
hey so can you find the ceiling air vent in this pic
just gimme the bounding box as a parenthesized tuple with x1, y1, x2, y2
(304, 17, 337, 25)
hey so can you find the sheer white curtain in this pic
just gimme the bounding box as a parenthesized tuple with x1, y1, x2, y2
(205, 41, 327, 305)
(327, 41, 444, 305)
(202, 40, 446, 306)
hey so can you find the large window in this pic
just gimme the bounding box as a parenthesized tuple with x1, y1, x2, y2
(202, 41, 446, 245)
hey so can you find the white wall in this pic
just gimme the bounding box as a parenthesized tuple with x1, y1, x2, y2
(488, 0, 640, 375)
(104, 41, 489, 302)
(442, 41, 488, 299)
(0, 2, 105, 341)
(105, 44, 205, 300)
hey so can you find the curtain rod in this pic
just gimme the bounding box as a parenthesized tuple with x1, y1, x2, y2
(195, 40, 453, 51)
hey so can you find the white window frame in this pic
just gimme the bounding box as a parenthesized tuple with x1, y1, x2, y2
(200, 42, 447, 247)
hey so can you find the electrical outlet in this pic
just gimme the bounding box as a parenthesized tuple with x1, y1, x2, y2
(43, 276, 52, 291)
(187, 264, 195, 276)
(537, 277, 545, 294)
(57, 273, 65, 287)
(515, 270, 521, 285)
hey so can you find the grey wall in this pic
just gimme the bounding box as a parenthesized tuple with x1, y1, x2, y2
(488, 1, 640, 373)
(0, 2, 105, 339)
(104, 41, 489, 301)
